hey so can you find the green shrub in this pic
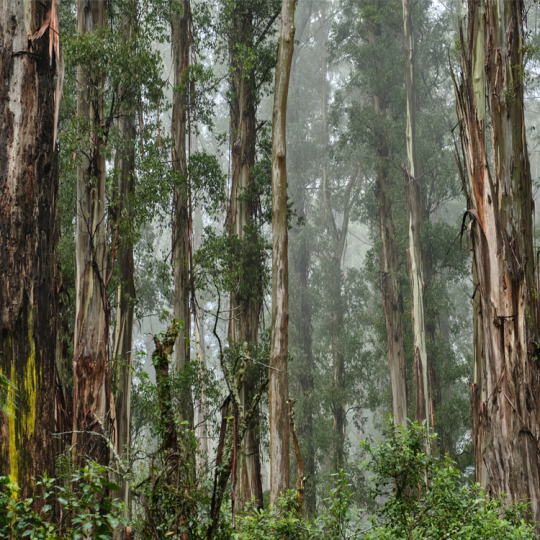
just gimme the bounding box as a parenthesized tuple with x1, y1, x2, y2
(361, 420, 535, 540)
(233, 421, 535, 540)
(0, 462, 128, 540)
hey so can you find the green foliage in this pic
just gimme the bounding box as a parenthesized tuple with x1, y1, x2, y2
(194, 224, 271, 304)
(232, 424, 535, 540)
(0, 463, 127, 539)
(361, 421, 535, 540)
(187, 151, 228, 215)
(234, 492, 309, 540)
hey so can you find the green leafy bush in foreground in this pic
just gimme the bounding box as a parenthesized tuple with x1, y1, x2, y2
(360, 421, 534, 540)
(0, 462, 127, 539)
(0, 423, 534, 539)
(234, 421, 535, 540)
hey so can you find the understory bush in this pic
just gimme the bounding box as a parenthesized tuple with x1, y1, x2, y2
(0, 423, 534, 539)
(0, 462, 127, 539)
(233, 421, 535, 540)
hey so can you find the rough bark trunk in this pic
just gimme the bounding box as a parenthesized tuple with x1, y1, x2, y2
(72, 0, 111, 465)
(402, 0, 429, 428)
(172, 0, 192, 391)
(368, 26, 408, 428)
(0, 0, 58, 501)
(193, 206, 209, 461)
(468, 0, 487, 486)
(228, 1, 263, 511)
(269, 0, 295, 507)
(112, 10, 137, 522)
(171, 8, 195, 536)
(194, 308, 208, 455)
(153, 324, 180, 455)
(452, 0, 540, 524)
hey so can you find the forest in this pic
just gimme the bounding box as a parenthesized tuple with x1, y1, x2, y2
(2, 0, 540, 537)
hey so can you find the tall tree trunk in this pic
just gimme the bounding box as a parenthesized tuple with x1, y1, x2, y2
(112, 8, 137, 522)
(289, 12, 315, 512)
(172, 0, 192, 388)
(453, 0, 540, 525)
(269, 0, 295, 506)
(72, 0, 110, 465)
(402, 0, 429, 427)
(368, 26, 408, 428)
(293, 199, 316, 515)
(0, 0, 58, 501)
(468, 0, 487, 486)
(171, 9, 196, 534)
(320, 19, 343, 471)
(320, 14, 359, 472)
(228, 1, 263, 511)
(193, 205, 209, 461)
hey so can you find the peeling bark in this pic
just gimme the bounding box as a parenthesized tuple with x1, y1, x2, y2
(468, 0, 487, 486)
(171, 7, 196, 536)
(402, 0, 430, 428)
(452, 0, 540, 525)
(269, 0, 295, 507)
(368, 26, 408, 428)
(112, 9, 137, 520)
(0, 0, 58, 501)
(228, 1, 263, 511)
(172, 0, 192, 390)
(72, 0, 111, 465)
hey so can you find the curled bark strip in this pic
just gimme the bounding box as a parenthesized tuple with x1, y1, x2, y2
(31, 0, 60, 66)
(459, 209, 486, 252)
(32, 8, 52, 41)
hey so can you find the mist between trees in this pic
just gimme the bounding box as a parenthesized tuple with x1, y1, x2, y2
(2, 0, 540, 538)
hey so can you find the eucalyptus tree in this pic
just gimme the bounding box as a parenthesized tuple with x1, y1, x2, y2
(331, 0, 472, 461)
(172, 0, 192, 389)
(269, 0, 296, 506)
(333, 0, 408, 426)
(71, 0, 110, 465)
(64, 0, 166, 464)
(194, 0, 281, 511)
(401, 0, 430, 427)
(226, 0, 274, 509)
(320, 5, 362, 471)
(0, 0, 59, 500)
(453, 0, 540, 524)
(287, 0, 321, 515)
(112, 0, 137, 512)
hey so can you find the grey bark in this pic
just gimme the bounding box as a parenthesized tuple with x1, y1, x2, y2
(72, 0, 111, 465)
(269, 0, 296, 506)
